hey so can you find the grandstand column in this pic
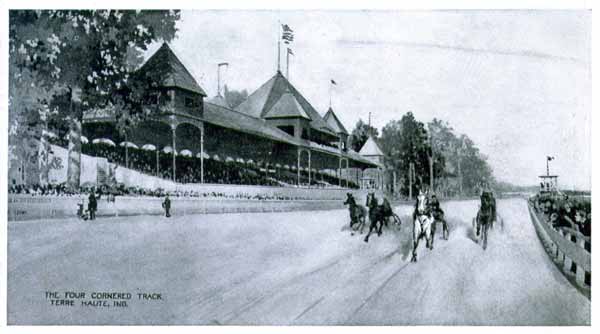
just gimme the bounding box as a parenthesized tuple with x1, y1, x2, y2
(338, 156, 342, 187)
(297, 149, 300, 186)
(265, 162, 269, 179)
(200, 127, 204, 184)
(170, 122, 176, 182)
(156, 147, 159, 177)
(308, 150, 311, 187)
(344, 158, 349, 188)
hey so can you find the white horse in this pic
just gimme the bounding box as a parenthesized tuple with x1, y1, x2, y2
(411, 191, 434, 262)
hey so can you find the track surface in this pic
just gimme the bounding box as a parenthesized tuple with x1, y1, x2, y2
(7, 198, 590, 325)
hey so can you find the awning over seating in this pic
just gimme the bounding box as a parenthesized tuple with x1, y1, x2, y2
(196, 152, 210, 159)
(120, 141, 139, 149)
(142, 144, 157, 151)
(92, 138, 116, 146)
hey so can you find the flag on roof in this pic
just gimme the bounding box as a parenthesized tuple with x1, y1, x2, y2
(287, 48, 294, 55)
(282, 24, 293, 33)
(547, 156, 554, 161)
(282, 24, 294, 44)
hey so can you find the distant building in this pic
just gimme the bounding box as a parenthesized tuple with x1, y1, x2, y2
(358, 136, 385, 190)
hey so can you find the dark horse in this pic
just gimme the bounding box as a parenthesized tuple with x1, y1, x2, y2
(343, 193, 367, 233)
(364, 192, 387, 243)
(474, 191, 496, 250)
(429, 194, 448, 248)
(381, 198, 402, 228)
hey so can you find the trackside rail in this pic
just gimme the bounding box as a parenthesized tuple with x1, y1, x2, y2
(527, 200, 590, 293)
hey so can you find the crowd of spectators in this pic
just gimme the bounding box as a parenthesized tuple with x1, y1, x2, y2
(9, 182, 334, 202)
(10, 183, 78, 196)
(533, 193, 591, 241)
(81, 142, 359, 188)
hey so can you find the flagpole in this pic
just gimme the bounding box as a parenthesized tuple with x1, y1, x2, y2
(329, 81, 332, 108)
(217, 64, 221, 96)
(286, 48, 290, 79)
(277, 21, 281, 72)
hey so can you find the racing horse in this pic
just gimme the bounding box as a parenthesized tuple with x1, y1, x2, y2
(429, 194, 448, 248)
(381, 198, 402, 228)
(473, 191, 496, 250)
(411, 190, 434, 262)
(364, 192, 387, 243)
(343, 193, 367, 233)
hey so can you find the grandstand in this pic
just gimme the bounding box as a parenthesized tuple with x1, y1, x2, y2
(76, 43, 382, 190)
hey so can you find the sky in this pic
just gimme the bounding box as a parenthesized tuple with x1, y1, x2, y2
(143, 10, 591, 190)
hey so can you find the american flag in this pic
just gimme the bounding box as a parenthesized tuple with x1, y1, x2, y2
(281, 24, 294, 44)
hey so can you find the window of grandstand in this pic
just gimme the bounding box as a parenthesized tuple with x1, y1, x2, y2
(277, 125, 294, 137)
(185, 97, 198, 108)
(301, 128, 309, 140)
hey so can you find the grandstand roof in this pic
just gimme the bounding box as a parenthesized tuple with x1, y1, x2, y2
(359, 136, 384, 157)
(204, 103, 377, 167)
(323, 107, 348, 135)
(235, 71, 336, 136)
(136, 43, 207, 96)
(203, 102, 302, 146)
(264, 91, 311, 120)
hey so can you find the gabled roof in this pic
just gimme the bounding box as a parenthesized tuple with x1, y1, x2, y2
(323, 107, 348, 135)
(359, 136, 384, 156)
(264, 91, 311, 120)
(136, 43, 207, 96)
(235, 71, 336, 136)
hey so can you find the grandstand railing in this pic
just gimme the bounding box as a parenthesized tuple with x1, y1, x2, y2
(527, 199, 591, 293)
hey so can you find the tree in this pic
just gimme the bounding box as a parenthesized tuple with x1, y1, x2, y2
(9, 10, 181, 188)
(379, 112, 434, 197)
(223, 85, 248, 109)
(348, 119, 379, 152)
(427, 118, 495, 196)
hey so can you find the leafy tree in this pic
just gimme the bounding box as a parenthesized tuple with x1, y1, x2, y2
(348, 119, 379, 152)
(223, 85, 248, 109)
(427, 118, 495, 196)
(9, 10, 180, 188)
(379, 112, 434, 197)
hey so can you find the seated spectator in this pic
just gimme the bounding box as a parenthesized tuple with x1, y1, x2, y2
(575, 207, 591, 238)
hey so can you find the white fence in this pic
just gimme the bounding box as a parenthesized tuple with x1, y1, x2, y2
(7, 194, 354, 221)
(527, 201, 591, 292)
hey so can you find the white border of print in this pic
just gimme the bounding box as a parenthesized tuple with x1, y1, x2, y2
(0, 0, 596, 333)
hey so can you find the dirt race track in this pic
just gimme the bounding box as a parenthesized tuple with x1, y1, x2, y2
(7, 198, 590, 325)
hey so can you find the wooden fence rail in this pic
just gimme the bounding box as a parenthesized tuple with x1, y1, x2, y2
(527, 200, 591, 292)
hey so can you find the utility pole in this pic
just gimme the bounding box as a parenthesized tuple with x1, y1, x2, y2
(408, 162, 415, 200)
(457, 136, 465, 197)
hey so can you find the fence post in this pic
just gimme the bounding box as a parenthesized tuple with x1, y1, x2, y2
(563, 255, 573, 274)
(575, 265, 586, 287)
